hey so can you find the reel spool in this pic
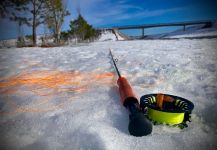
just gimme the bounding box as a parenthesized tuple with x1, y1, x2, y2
(140, 94, 194, 128)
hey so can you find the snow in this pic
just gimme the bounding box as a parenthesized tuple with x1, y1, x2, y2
(113, 29, 125, 40)
(0, 39, 17, 48)
(170, 31, 217, 38)
(98, 30, 125, 41)
(146, 23, 217, 39)
(0, 35, 47, 48)
(98, 31, 117, 41)
(115, 32, 125, 41)
(0, 38, 217, 150)
(166, 23, 217, 38)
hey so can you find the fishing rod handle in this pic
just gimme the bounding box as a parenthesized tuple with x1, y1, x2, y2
(117, 77, 138, 105)
(117, 77, 153, 136)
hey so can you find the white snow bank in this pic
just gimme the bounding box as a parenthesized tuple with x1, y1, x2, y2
(0, 35, 47, 48)
(116, 33, 125, 41)
(0, 39, 217, 150)
(167, 22, 217, 38)
(169, 30, 217, 38)
(98, 31, 117, 41)
(113, 29, 125, 40)
(0, 39, 17, 48)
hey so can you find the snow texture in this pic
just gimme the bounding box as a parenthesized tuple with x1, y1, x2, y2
(113, 29, 125, 40)
(0, 35, 47, 48)
(98, 31, 117, 41)
(146, 23, 217, 39)
(0, 39, 17, 48)
(166, 23, 217, 38)
(0, 38, 217, 150)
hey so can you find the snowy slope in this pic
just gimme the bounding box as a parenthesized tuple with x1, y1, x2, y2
(166, 23, 217, 38)
(0, 31, 116, 48)
(113, 29, 125, 40)
(146, 22, 217, 39)
(98, 31, 117, 41)
(0, 38, 217, 150)
(0, 39, 17, 48)
(0, 35, 48, 48)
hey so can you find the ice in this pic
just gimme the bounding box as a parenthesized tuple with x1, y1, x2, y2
(0, 36, 217, 150)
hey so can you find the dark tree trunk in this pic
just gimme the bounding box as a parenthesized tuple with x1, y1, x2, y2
(32, 16, 36, 46)
(32, 0, 36, 46)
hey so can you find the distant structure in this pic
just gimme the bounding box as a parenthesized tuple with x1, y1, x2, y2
(99, 20, 216, 40)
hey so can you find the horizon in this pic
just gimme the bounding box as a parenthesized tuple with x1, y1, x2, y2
(0, 0, 217, 40)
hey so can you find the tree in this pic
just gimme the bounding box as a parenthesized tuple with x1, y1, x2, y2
(60, 31, 70, 41)
(0, 0, 27, 18)
(28, 0, 46, 46)
(8, 0, 46, 46)
(69, 14, 98, 42)
(45, 0, 70, 44)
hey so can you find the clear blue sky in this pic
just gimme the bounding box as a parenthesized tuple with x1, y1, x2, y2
(0, 0, 217, 40)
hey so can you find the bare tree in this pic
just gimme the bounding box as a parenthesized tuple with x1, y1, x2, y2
(9, 0, 46, 46)
(45, 0, 70, 44)
(29, 0, 46, 46)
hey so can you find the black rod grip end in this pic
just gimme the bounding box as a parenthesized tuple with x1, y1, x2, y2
(124, 97, 152, 136)
(128, 112, 152, 136)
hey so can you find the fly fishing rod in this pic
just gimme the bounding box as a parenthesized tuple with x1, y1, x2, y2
(109, 48, 152, 136)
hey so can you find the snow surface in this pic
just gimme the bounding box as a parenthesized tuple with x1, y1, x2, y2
(0, 35, 47, 48)
(0, 39, 17, 48)
(166, 23, 217, 38)
(113, 29, 125, 40)
(0, 38, 217, 150)
(146, 23, 217, 39)
(115, 32, 125, 41)
(98, 31, 117, 41)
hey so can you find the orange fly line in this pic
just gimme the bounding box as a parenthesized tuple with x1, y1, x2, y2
(0, 69, 115, 114)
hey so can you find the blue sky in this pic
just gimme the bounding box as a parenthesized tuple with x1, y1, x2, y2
(0, 0, 217, 39)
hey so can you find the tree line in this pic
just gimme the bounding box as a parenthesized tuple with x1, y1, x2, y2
(0, 0, 100, 47)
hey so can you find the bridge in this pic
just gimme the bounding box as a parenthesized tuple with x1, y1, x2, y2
(99, 20, 216, 39)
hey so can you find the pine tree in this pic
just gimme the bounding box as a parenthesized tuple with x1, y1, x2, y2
(69, 14, 98, 42)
